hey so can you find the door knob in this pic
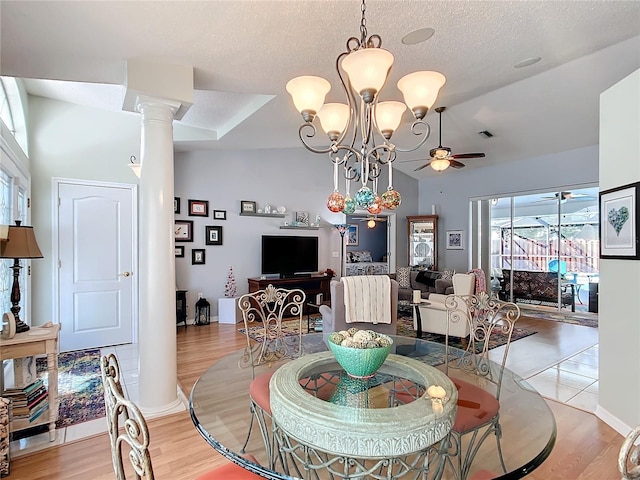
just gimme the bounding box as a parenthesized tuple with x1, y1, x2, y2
(119, 271, 132, 277)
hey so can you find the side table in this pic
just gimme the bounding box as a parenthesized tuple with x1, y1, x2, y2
(411, 300, 430, 338)
(305, 302, 328, 333)
(0, 324, 61, 441)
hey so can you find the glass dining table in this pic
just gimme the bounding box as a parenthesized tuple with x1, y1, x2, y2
(189, 334, 556, 480)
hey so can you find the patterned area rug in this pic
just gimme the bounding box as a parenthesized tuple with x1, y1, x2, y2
(517, 305, 598, 328)
(36, 348, 105, 428)
(240, 312, 536, 351)
(395, 312, 536, 350)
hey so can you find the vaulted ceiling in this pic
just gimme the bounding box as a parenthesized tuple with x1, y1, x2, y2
(2, 1, 639, 178)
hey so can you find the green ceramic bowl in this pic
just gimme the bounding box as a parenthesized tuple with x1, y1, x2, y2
(328, 338, 392, 378)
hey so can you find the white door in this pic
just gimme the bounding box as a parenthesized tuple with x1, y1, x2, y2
(56, 180, 137, 352)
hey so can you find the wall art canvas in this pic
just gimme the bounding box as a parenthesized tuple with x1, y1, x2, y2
(600, 181, 639, 259)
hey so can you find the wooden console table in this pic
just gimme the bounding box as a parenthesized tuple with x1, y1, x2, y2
(248, 275, 332, 313)
(0, 324, 60, 441)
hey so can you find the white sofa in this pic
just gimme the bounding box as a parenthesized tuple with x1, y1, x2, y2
(414, 273, 475, 338)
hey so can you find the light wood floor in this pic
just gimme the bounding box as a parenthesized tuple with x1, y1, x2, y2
(8, 320, 624, 480)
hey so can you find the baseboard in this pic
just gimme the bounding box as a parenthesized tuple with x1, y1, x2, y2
(595, 404, 633, 437)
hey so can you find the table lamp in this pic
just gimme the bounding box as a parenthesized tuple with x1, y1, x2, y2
(0, 221, 43, 333)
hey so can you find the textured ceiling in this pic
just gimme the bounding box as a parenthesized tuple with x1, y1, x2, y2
(2, 0, 640, 178)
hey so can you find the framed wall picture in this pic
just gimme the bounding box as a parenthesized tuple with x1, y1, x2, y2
(446, 230, 464, 250)
(174, 220, 193, 242)
(295, 211, 310, 225)
(241, 200, 257, 214)
(600, 181, 640, 259)
(213, 209, 227, 220)
(205, 225, 223, 245)
(174, 197, 180, 214)
(174, 246, 185, 257)
(192, 249, 206, 265)
(188, 199, 209, 217)
(347, 224, 359, 246)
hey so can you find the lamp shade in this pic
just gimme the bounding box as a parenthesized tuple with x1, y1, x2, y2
(430, 157, 451, 172)
(286, 76, 331, 116)
(317, 103, 350, 137)
(0, 224, 43, 259)
(341, 47, 394, 99)
(397, 71, 446, 114)
(375, 101, 406, 134)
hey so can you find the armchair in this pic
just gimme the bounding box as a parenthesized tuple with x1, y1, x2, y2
(320, 278, 398, 336)
(414, 273, 475, 337)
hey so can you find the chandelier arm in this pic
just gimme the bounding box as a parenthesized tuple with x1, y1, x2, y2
(335, 50, 358, 151)
(393, 121, 432, 153)
(297, 123, 335, 154)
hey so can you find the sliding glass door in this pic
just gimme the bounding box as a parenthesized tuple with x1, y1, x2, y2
(487, 187, 599, 313)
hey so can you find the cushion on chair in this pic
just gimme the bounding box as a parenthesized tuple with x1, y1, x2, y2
(452, 379, 500, 433)
(194, 455, 263, 479)
(469, 469, 497, 480)
(249, 370, 275, 414)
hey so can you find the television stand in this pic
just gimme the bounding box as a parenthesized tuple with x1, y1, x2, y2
(247, 274, 333, 313)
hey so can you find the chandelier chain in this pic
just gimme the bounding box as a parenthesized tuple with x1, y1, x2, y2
(360, 0, 368, 47)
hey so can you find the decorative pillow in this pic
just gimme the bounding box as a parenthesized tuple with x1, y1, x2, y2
(440, 269, 455, 280)
(396, 267, 411, 288)
(351, 251, 373, 263)
(345, 252, 354, 263)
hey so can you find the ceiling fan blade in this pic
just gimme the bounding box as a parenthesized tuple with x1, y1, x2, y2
(451, 152, 486, 159)
(414, 162, 432, 172)
(449, 160, 466, 169)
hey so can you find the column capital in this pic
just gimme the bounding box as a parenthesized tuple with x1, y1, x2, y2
(135, 95, 182, 120)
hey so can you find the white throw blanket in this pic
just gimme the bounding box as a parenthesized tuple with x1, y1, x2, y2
(341, 275, 391, 324)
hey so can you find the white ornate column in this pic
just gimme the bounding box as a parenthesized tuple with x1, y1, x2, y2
(135, 96, 183, 415)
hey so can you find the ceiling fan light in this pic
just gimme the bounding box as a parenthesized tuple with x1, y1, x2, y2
(433, 148, 449, 158)
(367, 219, 376, 228)
(375, 101, 406, 137)
(286, 76, 331, 121)
(317, 103, 349, 139)
(430, 158, 450, 171)
(397, 71, 446, 119)
(341, 48, 394, 102)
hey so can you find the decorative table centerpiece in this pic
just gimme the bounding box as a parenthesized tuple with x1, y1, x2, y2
(327, 328, 393, 379)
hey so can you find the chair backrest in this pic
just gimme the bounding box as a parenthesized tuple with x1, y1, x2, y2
(619, 425, 640, 479)
(238, 284, 306, 372)
(100, 353, 154, 480)
(452, 273, 475, 296)
(444, 291, 520, 399)
(326, 277, 398, 335)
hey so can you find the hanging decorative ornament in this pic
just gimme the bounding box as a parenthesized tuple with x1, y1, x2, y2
(367, 195, 383, 215)
(342, 195, 356, 214)
(327, 191, 345, 212)
(381, 188, 402, 209)
(354, 185, 375, 208)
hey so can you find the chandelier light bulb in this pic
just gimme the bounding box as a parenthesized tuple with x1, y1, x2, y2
(341, 48, 394, 102)
(430, 157, 451, 171)
(375, 101, 406, 138)
(317, 103, 350, 140)
(397, 71, 446, 119)
(286, 76, 331, 122)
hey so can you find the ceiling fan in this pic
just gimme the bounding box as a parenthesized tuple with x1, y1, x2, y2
(412, 106, 486, 172)
(537, 191, 595, 202)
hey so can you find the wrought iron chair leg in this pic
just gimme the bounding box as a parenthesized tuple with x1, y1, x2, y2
(494, 421, 508, 474)
(240, 402, 256, 454)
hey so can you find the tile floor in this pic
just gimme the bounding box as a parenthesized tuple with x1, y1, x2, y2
(9, 320, 600, 458)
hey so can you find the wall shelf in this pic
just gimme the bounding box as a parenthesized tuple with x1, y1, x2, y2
(279, 225, 320, 230)
(239, 212, 286, 218)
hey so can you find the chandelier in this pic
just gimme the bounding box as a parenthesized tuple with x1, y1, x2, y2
(286, 0, 445, 214)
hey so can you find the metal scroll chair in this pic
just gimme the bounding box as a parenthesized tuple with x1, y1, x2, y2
(237, 284, 306, 466)
(619, 425, 640, 479)
(99, 353, 263, 480)
(443, 291, 521, 480)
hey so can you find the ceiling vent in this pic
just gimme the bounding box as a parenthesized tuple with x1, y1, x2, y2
(478, 130, 494, 138)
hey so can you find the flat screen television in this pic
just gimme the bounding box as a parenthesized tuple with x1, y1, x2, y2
(261, 235, 319, 278)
